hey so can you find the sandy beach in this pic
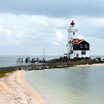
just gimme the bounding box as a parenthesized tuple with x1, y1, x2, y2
(76, 63, 104, 67)
(0, 70, 38, 104)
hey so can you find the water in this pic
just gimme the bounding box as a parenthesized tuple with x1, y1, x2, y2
(24, 66, 104, 104)
(0, 56, 60, 67)
(91, 55, 104, 59)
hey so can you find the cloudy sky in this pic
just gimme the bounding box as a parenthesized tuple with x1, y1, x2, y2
(0, 0, 104, 56)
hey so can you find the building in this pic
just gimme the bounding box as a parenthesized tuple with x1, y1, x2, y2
(67, 21, 90, 59)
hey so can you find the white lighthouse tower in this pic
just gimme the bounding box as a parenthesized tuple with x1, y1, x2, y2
(67, 21, 90, 59)
(67, 21, 78, 58)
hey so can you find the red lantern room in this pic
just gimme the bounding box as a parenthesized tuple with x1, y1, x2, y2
(70, 21, 75, 26)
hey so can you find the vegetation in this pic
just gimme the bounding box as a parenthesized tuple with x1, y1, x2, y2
(20, 65, 40, 68)
(0, 70, 15, 78)
(48, 58, 90, 66)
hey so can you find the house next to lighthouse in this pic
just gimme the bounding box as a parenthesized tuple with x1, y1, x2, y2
(67, 21, 90, 59)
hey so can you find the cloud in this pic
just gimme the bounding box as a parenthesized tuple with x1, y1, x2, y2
(83, 36, 104, 55)
(56, 30, 64, 41)
(88, 18, 104, 27)
(76, 34, 83, 39)
(51, 42, 60, 46)
(0, 13, 103, 55)
(0, 0, 104, 18)
(0, 13, 68, 55)
(5, 29, 11, 36)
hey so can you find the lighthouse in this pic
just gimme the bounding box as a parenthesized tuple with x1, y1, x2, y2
(67, 21, 90, 59)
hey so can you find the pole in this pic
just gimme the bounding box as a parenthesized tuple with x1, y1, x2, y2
(43, 48, 45, 65)
(43, 48, 45, 60)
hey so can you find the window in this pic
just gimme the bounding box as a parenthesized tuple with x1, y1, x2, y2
(81, 51, 86, 55)
(73, 32, 75, 35)
(85, 44, 88, 49)
(80, 44, 83, 49)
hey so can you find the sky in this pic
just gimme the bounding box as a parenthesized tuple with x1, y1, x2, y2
(0, 0, 104, 56)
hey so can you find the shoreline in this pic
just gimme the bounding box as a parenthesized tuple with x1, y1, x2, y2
(76, 63, 104, 67)
(0, 70, 38, 104)
(20, 70, 43, 104)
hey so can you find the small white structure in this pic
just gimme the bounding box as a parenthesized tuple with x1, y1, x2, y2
(67, 21, 90, 59)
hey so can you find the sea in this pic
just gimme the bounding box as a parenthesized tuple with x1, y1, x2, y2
(0, 55, 60, 67)
(23, 66, 104, 104)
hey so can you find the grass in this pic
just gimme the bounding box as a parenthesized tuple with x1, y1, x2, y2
(0, 70, 15, 78)
(47, 62, 67, 66)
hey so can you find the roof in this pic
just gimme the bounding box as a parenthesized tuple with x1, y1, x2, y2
(69, 39, 84, 44)
(70, 21, 75, 26)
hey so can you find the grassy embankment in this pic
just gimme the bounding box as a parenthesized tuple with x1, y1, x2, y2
(0, 70, 15, 78)
(47, 58, 92, 67)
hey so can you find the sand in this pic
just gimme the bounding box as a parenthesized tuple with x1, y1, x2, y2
(76, 63, 104, 67)
(0, 70, 38, 104)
